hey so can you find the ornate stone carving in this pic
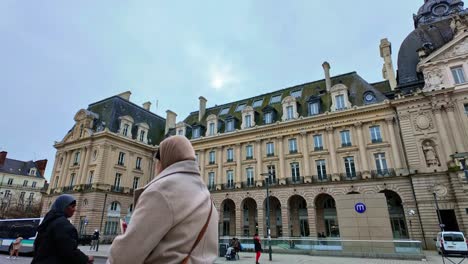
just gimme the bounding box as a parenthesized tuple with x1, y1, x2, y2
(438, 38, 468, 60)
(422, 140, 440, 167)
(414, 112, 434, 131)
(423, 67, 445, 90)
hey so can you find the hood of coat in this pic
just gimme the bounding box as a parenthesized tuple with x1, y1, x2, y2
(38, 194, 76, 232)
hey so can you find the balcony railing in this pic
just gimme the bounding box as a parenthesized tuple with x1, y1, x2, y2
(0, 182, 44, 191)
(314, 146, 324, 151)
(62, 186, 74, 192)
(266, 153, 275, 157)
(226, 159, 234, 163)
(341, 142, 352, 147)
(207, 185, 216, 191)
(340, 172, 362, 181)
(289, 150, 298, 154)
(242, 181, 256, 188)
(246, 156, 253, 160)
(223, 183, 235, 190)
(110, 185, 124, 193)
(371, 169, 396, 178)
(264, 178, 278, 186)
(209, 161, 216, 165)
(371, 138, 383, 144)
(316, 174, 331, 182)
(287, 176, 304, 184)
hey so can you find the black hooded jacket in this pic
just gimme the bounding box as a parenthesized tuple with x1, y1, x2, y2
(32, 195, 88, 264)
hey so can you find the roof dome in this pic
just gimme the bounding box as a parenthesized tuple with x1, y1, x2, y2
(414, 0, 464, 28)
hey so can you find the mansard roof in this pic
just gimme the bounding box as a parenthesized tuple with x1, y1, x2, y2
(0, 158, 45, 179)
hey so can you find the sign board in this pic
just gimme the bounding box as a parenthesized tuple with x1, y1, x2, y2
(355, 202, 366, 214)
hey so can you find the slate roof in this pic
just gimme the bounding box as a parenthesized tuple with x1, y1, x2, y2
(0, 159, 44, 179)
(87, 96, 166, 146)
(183, 72, 389, 134)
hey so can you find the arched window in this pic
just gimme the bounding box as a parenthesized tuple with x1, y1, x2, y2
(110, 201, 119, 211)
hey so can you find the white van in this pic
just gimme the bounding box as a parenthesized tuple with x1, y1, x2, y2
(436, 232, 468, 255)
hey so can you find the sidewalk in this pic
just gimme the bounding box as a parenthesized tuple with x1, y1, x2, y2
(79, 245, 453, 263)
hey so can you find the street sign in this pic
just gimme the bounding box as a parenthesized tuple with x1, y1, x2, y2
(355, 202, 366, 214)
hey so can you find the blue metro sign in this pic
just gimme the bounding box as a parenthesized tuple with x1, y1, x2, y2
(355, 202, 366, 214)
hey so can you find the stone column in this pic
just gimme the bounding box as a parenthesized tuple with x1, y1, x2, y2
(49, 152, 61, 191)
(326, 127, 339, 180)
(217, 147, 223, 189)
(255, 140, 263, 186)
(385, 117, 403, 171)
(59, 151, 72, 188)
(79, 147, 91, 185)
(281, 206, 290, 237)
(277, 136, 286, 184)
(307, 205, 317, 238)
(235, 203, 242, 236)
(301, 132, 311, 182)
(355, 122, 370, 179)
(446, 104, 464, 153)
(199, 150, 205, 183)
(236, 144, 242, 188)
(433, 107, 453, 160)
(257, 207, 265, 237)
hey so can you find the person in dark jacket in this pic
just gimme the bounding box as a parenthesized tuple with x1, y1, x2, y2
(32, 194, 93, 264)
(254, 233, 262, 264)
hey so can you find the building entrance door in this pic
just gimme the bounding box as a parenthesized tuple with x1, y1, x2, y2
(439, 210, 460, 231)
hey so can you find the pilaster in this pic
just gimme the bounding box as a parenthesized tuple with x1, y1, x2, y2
(355, 122, 370, 179)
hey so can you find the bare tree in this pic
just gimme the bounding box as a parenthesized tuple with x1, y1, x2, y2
(0, 193, 42, 219)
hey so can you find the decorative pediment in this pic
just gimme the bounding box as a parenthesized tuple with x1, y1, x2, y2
(74, 109, 99, 122)
(419, 33, 468, 67)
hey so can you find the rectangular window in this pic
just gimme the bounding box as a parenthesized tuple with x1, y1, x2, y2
(340, 130, 352, 147)
(54, 177, 59, 188)
(291, 162, 300, 182)
(291, 89, 302, 98)
(266, 142, 275, 156)
(246, 168, 254, 186)
(375, 153, 389, 175)
(193, 127, 200, 138)
(23, 180, 28, 187)
(19, 192, 25, 201)
(336, 95, 345, 110)
(209, 122, 215, 135)
(264, 112, 273, 124)
(118, 152, 125, 165)
(270, 95, 282, 104)
(226, 120, 234, 132)
(209, 151, 216, 164)
(464, 103, 468, 115)
(316, 160, 327, 181)
(286, 106, 294, 120)
(244, 115, 252, 128)
(136, 157, 142, 170)
(370, 126, 382, 143)
(344, 157, 356, 179)
(246, 145, 253, 159)
(267, 165, 276, 184)
(253, 99, 263, 108)
(235, 103, 246, 112)
(114, 173, 122, 188)
(308, 102, 319, 116)
(29, 193, 34, 200)
(7, 178, 13, 185)
(178, 129, 184, 135)
(208, 172, 215, 189)
(451, 66, 466, 84)
(74, 151, 81, 165)
(139, 130, 146, 142)
(219, 107, 230, 115)
(88, 171, 94, 184)
(227, 148, 234, 162)
(288, 138, 298, 153)
(4, 190, 10, 198)
(70, 173, 75, 187)
(133, 177, 140, 190)
(123, 124, 129, 136)
(313, 135, 323, 151)
(227, 170, 234, 188)
(32, 182, 37, 188)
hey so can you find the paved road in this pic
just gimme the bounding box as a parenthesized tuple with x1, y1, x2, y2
(0, 255, 107, 264)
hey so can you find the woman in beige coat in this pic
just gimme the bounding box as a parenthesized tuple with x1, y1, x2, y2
(107, 136, 219, 264)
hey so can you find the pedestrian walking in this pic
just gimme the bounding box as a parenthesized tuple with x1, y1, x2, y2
(254, 233, 262, 264)
(31, 194, 94, 264)
(6, 235, 23, 259)
(107, 135, 219, 264)
(89, 230, 99, 251)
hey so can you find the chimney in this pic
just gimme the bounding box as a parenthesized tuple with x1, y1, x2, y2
(380, 38, 397, 90)
(117, 91, 132, 101)
(199, 96, 207, 122)
(143, 101, 151, 111)
(165, 110, 177, 135)
(34, 159, 48, 177)
(0, 151, 6, 166)
(322, 62, 332, 92)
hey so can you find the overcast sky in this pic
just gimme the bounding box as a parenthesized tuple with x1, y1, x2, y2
(0, 1, 423, 181)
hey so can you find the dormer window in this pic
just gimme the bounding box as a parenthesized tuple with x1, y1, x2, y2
(226, 120, 234, 132)
(270, 95, 282, 104)
(235, 103, 246, 112)
(209, 123, 216, 135)
(241, 106, 256, 129)
(136, 122, 149, 144)
(244, 115, 252, 128)
(252, 99, 263, 108)
(265, 112, 273, 124)
(123, 124, 129, 136)
(451, 66, 466, 84)
(281, 96, 298, 121)
(336, 95, 345, 110)
(193, 127, 200, 138)
(139, 131, 145, 142)
(290, 89, 302, 98)
(119, 115, 134, 138)
(175, 122, 187, 137)
(308, 102, 319, 115)
(205, 114, 218, 137)
(219, 107, 230, 115)
(330, 84, 351, 111)
(363, 92, 377, 104)
(29, 168, 37, 176)
(286, 106, 294, 120)
(178, 129, 184, 135)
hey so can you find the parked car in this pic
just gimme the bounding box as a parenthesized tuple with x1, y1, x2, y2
(435, 231, 468, 256)
(78, 234, 93, 246)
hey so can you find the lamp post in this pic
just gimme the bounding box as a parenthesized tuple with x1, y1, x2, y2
(433, 192, 444, 232)
(260, 173, 273, 261)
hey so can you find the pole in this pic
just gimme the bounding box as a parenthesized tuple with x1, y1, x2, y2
(433, 192, 444, 232)
(97, 192, 108, 252)
(265, 176, 272, 261)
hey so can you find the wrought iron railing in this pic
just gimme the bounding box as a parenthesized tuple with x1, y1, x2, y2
(110, 185, 124, 193)
(340, 172, 362, 181)
(315, 174, 331, 182)
(371, 169, 396, 178)
(287, 177, 304, 185)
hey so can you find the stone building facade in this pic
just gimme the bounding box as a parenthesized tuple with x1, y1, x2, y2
(41, 92, 169, 239)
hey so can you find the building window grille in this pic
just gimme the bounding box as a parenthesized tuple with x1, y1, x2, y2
(336, 95, 346, 110)
(314, 135, 323, 151)
(344, 157, 356, 179)
(316, 160, 327, 181)
(209, 151, 216, 164)
(286, 106, 294, 120)
(118, 152, 125, 166)
(266, 142, 275, 156)
(19, 192, 25, 202)
(288, 138, 298, 153)
(451, 66, 466, 84)
(370, 126, 382, 143)
(246, 145, 253, 159)
(340, 130, 352, 147)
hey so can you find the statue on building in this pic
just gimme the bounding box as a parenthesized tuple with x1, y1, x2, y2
(422, 140, 440, 167)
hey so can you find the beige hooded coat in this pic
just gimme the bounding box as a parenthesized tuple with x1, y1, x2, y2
(107, 136, 218, 264)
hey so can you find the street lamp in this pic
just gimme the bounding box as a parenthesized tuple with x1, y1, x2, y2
(260, 172, 273, 261)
